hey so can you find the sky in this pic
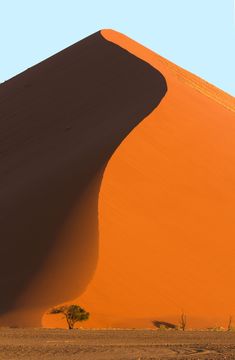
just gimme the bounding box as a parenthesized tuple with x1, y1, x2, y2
(1, 0, 235, 96)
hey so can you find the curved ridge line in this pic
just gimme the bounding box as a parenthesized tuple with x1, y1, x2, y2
(101, 29, 235, 112)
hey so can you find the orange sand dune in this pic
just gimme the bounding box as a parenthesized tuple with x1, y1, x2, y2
(0, 31, 166, 327)
(1, 28, 235, 329)
(44, 29, 235, 329)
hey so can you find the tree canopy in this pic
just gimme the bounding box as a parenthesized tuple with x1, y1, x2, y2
(49, 304, 89, 329)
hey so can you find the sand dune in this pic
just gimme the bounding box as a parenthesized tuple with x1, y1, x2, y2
(44, 30, 235, 329)
(0, 31, 166, 326)
(1, 28, 235, 329)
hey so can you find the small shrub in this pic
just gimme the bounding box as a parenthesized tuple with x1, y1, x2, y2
(152, 320, 177, 330)
(207, 326, 225, 332)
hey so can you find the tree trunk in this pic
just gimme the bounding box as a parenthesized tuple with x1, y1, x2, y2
(66, 316, 73, 330)
(227, 316, 232, 331)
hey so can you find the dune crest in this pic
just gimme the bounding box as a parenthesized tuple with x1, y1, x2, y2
(0, 31, 166, 327)
(44, 29, 235, 329)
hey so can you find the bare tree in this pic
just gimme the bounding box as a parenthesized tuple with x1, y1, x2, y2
(179, 312, 187, 331)
(227, 315, 233, 331)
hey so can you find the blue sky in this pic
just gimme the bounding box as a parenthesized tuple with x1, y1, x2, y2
(1, 0, 235, 95)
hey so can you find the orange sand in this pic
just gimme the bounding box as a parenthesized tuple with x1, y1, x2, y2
(0, 29, 165, 328)
(44, 29, 235, 329)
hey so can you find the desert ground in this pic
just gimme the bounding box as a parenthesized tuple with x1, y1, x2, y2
(0, 328, 235, 360)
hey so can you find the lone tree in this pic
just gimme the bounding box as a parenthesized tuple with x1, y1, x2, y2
(227, 315, 233, 331)
(49, 304, 89, 329)
(179, 312, 187, 331)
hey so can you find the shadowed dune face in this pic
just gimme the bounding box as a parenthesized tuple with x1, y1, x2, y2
(0, 31, 167, 326)
(43, 30, 235, 329)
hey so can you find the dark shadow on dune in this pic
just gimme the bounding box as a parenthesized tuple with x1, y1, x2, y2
(0, 31, 167, 322)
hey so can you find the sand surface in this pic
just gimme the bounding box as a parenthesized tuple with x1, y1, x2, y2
(0, 31, 166, 326)
(0, 328, 235, 360)
(1, 28, 235, 330)
(65, 30, 235, 329)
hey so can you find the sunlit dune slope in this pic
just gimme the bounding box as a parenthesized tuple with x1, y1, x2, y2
(0, 31, 166, 326)
(44, 29, 235, 329)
